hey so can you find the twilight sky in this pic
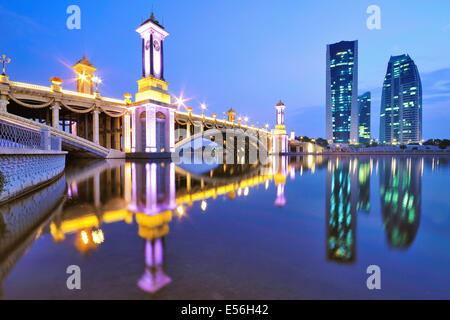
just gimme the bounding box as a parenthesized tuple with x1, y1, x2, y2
(0, 0, 449, 139)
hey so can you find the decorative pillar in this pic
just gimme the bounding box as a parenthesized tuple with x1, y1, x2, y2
(106, 117, 111, 148)
(123, 112, 131, 152)
(146, 106, 156, 152)
(92, 109, 100, 144)
(51, 103, 61, 129)
(0, 96, 9, 113)
(114, 117, 121, 150)
(166, 109, 175, 153)
(131, 109, 136, 152)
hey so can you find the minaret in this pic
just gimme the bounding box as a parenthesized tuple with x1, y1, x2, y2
(272, 100, 288, 154)
(73, 55, 96, 94)
(135, 12, 171, 104)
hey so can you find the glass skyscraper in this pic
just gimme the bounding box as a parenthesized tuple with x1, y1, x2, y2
(358, 92, 371, 144)
(380, 54, 422, 144)
(326, 40, 358, 144)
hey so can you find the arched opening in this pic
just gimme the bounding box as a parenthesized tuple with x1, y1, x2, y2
(156, 111, 166, 152)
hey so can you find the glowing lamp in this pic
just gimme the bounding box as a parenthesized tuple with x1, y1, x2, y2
(50, 77, 63, 86)
(50, 76, 63, 92)
(201, 200, 207, 211)
(176, 205, 185, 216)
(124, 92, 132, 105)
(78, 72, 87, 81)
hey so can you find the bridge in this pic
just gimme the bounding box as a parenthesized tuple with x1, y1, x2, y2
(0, 12, 290, 159)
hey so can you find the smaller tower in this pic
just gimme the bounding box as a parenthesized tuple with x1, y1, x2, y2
(275, 100, 285, 130)
(272, 100, 288, 154)
(227, 108, 236, 122)
(73, 55, 96, 94)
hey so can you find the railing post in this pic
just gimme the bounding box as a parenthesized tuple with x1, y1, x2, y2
(54, 136, 62, 151)
(40, 127, 51, 150)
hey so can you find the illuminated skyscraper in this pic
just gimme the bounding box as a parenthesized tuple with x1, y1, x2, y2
(358, 92, 371, 144)
(379, 54, 422, 144)
(326, 40, 359, 144)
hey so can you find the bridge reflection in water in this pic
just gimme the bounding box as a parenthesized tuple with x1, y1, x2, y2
(0, 155, 444, 298)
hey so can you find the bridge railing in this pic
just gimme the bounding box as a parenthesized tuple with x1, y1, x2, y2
(1, 112, 109, 155)
(0, 118, 61, 151)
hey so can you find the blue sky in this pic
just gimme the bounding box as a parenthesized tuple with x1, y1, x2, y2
(0, 0, 449, 139)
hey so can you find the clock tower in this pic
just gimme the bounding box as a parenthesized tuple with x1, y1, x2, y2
(135, 12, 171, 104)
(129, 12, 175, 156)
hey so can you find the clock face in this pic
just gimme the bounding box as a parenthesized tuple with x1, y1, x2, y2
(145, 40, 150, 50)
(153, 40, 160, 51)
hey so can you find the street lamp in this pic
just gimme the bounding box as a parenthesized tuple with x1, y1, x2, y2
(200, 103, 207, 116)
(174, 94, 187, 110)
(92, 75, 102, 94)
(0, 54, 11, 76)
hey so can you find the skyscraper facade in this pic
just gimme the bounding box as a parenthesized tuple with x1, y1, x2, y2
(326, 40, 359, 144)
(358, 91, 371, 144)
(380, 54, 422, 144)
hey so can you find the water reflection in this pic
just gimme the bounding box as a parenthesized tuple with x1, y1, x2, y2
(379, 157, 422, 249)
(326, 158, 357, 263)
(0, 155, 449, 298)
(0, 174, 66, 297)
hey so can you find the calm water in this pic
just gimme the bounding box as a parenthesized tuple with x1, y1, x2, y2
(0, 156, 449, 299)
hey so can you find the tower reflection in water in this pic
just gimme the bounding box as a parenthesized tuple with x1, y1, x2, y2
(379, 157, 422, 249)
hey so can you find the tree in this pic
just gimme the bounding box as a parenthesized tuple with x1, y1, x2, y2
(315, 138, 328, 147)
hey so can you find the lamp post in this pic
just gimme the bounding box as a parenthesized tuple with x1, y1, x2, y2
(1, 54, 11, 77)
(92, 75, 102, 94)
(200, 103, 206, 117)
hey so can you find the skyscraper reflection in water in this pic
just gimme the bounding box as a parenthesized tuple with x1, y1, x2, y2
(379, 157, 422, 249)
(326, 158, 357, 263)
